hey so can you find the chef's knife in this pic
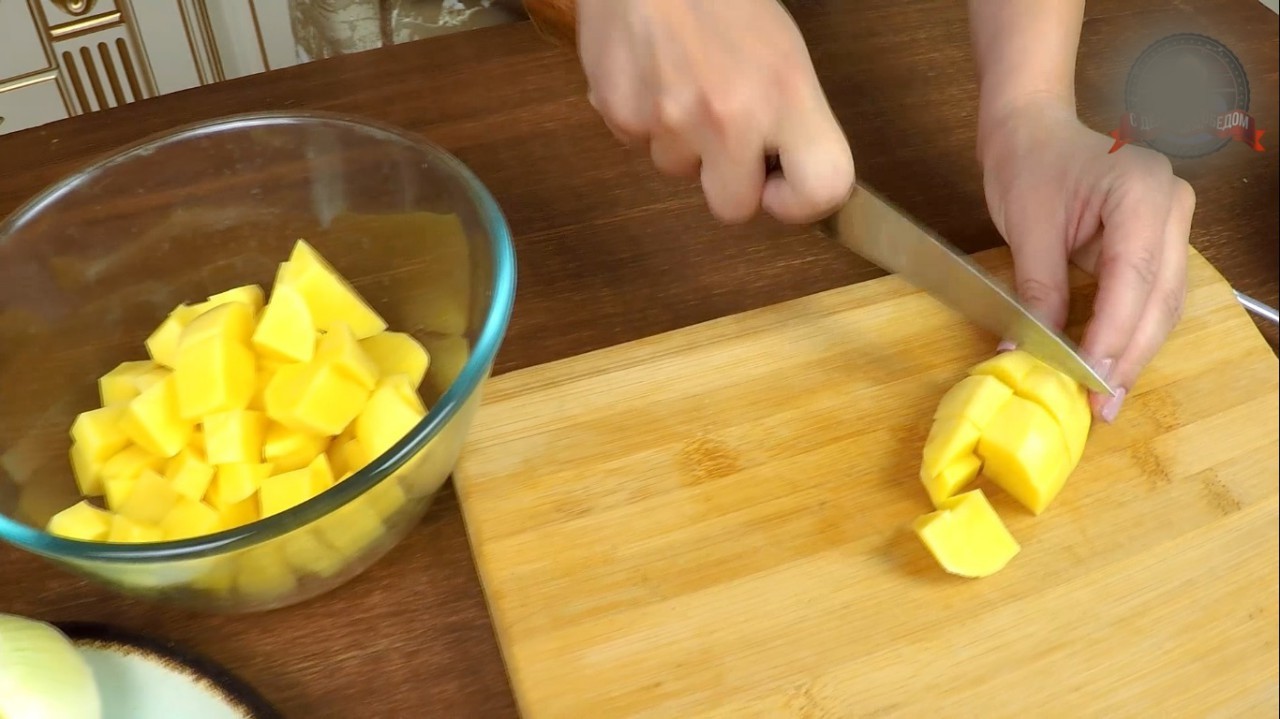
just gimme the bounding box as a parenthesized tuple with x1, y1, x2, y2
(818, 183, 1113, 395)
(522, 0, 1114, 395)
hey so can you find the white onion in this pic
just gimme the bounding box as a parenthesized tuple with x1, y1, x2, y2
(0, 613, 101, 719)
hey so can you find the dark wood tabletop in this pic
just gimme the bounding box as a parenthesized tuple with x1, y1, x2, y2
(1, 1, 1276, 716)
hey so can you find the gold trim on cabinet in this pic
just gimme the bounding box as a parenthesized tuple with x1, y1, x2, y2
(114, 0, 157, 98)
(247, 0, 271, 71)
(0, 70, 60, 95)
(194, 0, 224, 82)
(48, 10, 123, 39)
(50, 0, 98, 16)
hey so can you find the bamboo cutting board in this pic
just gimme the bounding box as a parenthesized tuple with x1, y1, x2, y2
(453, 246, 1279, 718)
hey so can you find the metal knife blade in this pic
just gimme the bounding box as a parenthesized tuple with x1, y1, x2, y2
(819, 183, 1116, 396)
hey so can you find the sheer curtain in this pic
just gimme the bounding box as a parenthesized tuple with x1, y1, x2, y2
(287, 0, 527, 61)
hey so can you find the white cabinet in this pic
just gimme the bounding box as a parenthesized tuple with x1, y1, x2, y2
(0, 0, 299, 136)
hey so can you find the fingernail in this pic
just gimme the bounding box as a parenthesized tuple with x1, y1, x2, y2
(996, 340, 1017, 353)
(1099, 386, 1127, 424)
(1092, 357, 1115, 382)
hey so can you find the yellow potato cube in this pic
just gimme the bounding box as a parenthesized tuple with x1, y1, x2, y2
(919, 416, 980, 484)
(107, 515, 164, 543)
(120, 375, 193, 458)
(100, 445, 164, 484)
(263, 423, 328, 473)
(970, 350, 1041, 388)
(191, 559, 236, 593)
(165, 447, 215, 502)
(309, 453, 335, 494)
(174, 333, 256, 420)
(161, 498, 222, 540)
(364, 479, 409, 520)
(316, 322, 379, 390)
(103, 475, 137, 511)
(264, 361, 370, 436)
(382, 373, 426, 414)
(116, 468, 180, 526)
(359, 332, 430, 388)
(978, 395, 1071, 515)
(912, 488, 1020, 578)
(131, 366, 171, 395)
(69, 443, 104, 496)
(258, 468, 317, 518)
(235, 545, 298, 600)
(933, 374, 1014, 430)
(145, 303, 202, 369)
(208, 462, 271, 509)
(205, 284, 265, 317)
(189, 427, 205, 454)
(331, 436, 372, 477)
(281, 239, 387, 339)
(355, 378, 427, 457)
(282, 529, 345, 577)
(218, 495, 259, 530)
(179, 301, 255, 350)
(47, 501, 113, 541)
(252, 284, 316, 363)
(921, 453, 982, 508)
(316, 501, 384, 559)
(98, 360, 160, 406)
(70, 405, 129, 464)
(1015, 364, 1091, 465)
(203, 409, 267, 465)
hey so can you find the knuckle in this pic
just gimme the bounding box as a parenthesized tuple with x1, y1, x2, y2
(1163, 284, 1186, 327)
(655, 93, 696, 131)
(1016, 277, 1060, 309)
(1126, 244, 1161, 288)
(1172, 177, 1196, 211)
(700, 88, 753, 134)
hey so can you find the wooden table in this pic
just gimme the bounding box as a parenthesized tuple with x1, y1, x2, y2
(1, 1, 1275, 715)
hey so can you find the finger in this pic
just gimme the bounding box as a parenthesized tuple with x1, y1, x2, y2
(1078, 163, 1174, 378)
(589, 87, 649, 145)
(697, 126, 766, 223)
(761, 97, 855, 224)
(649, 131, 702, 179)
(1091, 178, 1194, 422)
(1006, 215, 1073, 331)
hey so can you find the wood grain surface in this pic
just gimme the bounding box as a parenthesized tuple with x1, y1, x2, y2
(454, 245, 1280, 717)
(0, 1, 1276, 716)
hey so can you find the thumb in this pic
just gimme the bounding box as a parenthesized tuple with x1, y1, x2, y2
(1006, 229, 1072, 336)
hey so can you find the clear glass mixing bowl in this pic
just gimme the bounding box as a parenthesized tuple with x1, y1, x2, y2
(0, 111, 515, 613)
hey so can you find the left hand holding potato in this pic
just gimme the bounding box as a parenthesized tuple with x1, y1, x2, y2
(977, 97, 1195, 423)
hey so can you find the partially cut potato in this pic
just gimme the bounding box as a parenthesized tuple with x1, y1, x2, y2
(920, 350, 1091, 515)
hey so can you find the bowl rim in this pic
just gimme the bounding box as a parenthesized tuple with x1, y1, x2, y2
(0, 109, 517, 562)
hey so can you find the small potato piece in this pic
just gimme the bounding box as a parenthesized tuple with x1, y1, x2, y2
(161, 498, 222, 540)
(203, 409, 267, 465)
(281, 240, 387, 339)
(205, 284, 265, 317)
(116, 468, 179, 526)
(252, 284, 316, 363)
(359, 332, 430, 388)
(913, 489, 1020, 578)
(979, 396, 1071, 516)
(107, 515, 164, 543)
(120, 375, 193, 458)
(47, 501, 113, 541)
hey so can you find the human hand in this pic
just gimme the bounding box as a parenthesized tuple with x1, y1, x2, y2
(978, 97, 1195, 422)
(576, 0, 855, 224)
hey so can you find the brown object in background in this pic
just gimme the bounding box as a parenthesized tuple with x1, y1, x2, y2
(522, 0, 576, 47)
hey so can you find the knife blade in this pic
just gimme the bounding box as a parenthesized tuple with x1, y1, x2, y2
(819, 182, 1115, 396)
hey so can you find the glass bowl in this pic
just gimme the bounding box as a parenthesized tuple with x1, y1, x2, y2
(0, 111, 515, 613)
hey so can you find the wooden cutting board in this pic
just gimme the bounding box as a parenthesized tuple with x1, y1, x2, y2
(453, 246, 1279, 718)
